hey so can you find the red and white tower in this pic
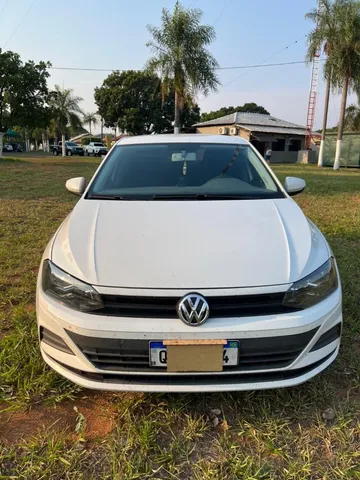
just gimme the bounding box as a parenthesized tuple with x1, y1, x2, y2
(305, 0, 325, 150)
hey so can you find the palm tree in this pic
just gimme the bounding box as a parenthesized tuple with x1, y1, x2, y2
(307, 0, 360, 170)
(83, 112, 98, 142)
(306, 1, 336, 167)
(49, 85, 84, 157)
(146, 1, 219, 134)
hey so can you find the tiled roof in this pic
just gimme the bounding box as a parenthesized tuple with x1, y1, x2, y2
(194, 112, 306, 134)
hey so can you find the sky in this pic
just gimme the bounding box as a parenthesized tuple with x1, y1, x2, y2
(0, 0, 357, 131)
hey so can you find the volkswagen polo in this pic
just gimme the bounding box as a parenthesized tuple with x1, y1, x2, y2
(36, 135, 342, 392)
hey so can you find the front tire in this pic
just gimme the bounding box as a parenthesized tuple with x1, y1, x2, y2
(67, 150, 72, 157)
(85, 150, 89, 156)
(53, 149, 58, 156)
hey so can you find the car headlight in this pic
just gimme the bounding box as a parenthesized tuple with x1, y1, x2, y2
(283, 258, 338, 309)
(42, 260, 104, 312)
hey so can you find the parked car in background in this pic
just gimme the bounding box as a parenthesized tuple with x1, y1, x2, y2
(52, 142, 84, 157)
(11, 143, 23, 152)
(2, 143, 13, 152)
(85, 142, 108, 157)
(37, 135, 342, 393)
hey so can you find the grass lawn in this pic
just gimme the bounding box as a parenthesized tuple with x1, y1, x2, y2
(0, 156, 360, 479)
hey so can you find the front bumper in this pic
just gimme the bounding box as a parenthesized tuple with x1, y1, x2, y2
(36, 283, 342, 392)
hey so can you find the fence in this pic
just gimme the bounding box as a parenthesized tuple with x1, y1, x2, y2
(324, 132, 360, 167)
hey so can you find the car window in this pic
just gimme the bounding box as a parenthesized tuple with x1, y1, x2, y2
(87, 143, 283, 200)
(94, 143, 105, 147)
(66, 142, 78, 147)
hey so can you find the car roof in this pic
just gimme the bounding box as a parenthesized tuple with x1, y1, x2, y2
(116, 134, 250, 146)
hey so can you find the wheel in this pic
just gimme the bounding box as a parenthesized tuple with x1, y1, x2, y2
(67, 150, 72, 156)
(53, 149, 58, 156)
(85, 150, 89, 156)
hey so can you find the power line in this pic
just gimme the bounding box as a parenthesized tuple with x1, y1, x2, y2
(224, 34, 309, 87)
(218, 60, 311, 70)
(3, 0, 37, 49)
(48, 59, 312, 74)
(0, 0, 12, 26)
(213, 0, 231, 26)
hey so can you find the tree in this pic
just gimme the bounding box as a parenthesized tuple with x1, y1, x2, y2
(94, 70, 200, 135)
(344, 103, 360, 130)
(146, 1, 219, 133)
(49, 85, 84, 156)
(200, 103, 270, 122)
(83, 112, 98, 142)
(0, 49, 50, 157)
(306, 0, 360, 170)
(306, 1, 337, 166)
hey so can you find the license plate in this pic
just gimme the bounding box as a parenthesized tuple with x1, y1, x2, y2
(149, 341, 239, 367)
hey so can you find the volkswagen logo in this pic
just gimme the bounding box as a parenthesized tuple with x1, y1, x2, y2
(177, 293, 210, 326)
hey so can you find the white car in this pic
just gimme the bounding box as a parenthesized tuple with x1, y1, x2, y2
(36, 135, 342, 392)
(3, 143, 13, 152)
(85, 142, 108, 157)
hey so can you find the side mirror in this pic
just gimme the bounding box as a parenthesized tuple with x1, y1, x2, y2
(284, 176, 306, 196)
(66, 177, 86, 196)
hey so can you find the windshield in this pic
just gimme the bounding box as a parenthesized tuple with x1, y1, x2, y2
(94, 143, 105, 147)
(87, 143, 284, 200)
(66, 142, 79, 147)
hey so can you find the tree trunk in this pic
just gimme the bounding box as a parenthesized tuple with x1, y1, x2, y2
(174, 90, 181, 134)
(35, 140, 38, 151)
(100, 118, 103, 140)
(318, 76, 331, 167)
(0, 132, 4, 158)
(62, 134, 66, 157)
(334, 76, 349, 170)
(42, 133, 45, 152)
(89, 122, 92, 142)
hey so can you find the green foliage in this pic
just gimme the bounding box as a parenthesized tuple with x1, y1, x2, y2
(94, 70, 200, 134)
(146, 1, 219, 131)
(0, 49, 51, 133)
(49, 85, 84, 137)
(306, 0, 360, 91)
(344, 104, 360, 131)
(82, 112, 98, 136)
(201, 103, 270, 122)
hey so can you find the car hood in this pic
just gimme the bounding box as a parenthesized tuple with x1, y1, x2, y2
(52, 198, 330, 289)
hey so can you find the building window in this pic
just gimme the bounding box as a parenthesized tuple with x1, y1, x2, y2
(272, 139, 285, 151)
(289, 139, 302, 152)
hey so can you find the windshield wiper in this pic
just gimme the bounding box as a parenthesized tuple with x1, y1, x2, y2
(87, 194, 143, 200)
(152, 194, 264, 200)
(152, 194, 201, 200)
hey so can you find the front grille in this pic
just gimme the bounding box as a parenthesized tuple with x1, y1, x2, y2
(51, 351, 335, 386)
(66, 328, 318, 373)
(93, 292, 298, 318)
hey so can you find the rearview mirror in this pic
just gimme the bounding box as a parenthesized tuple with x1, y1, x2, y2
(66, 177, 86, 196)
(284, 176, 306, 196)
